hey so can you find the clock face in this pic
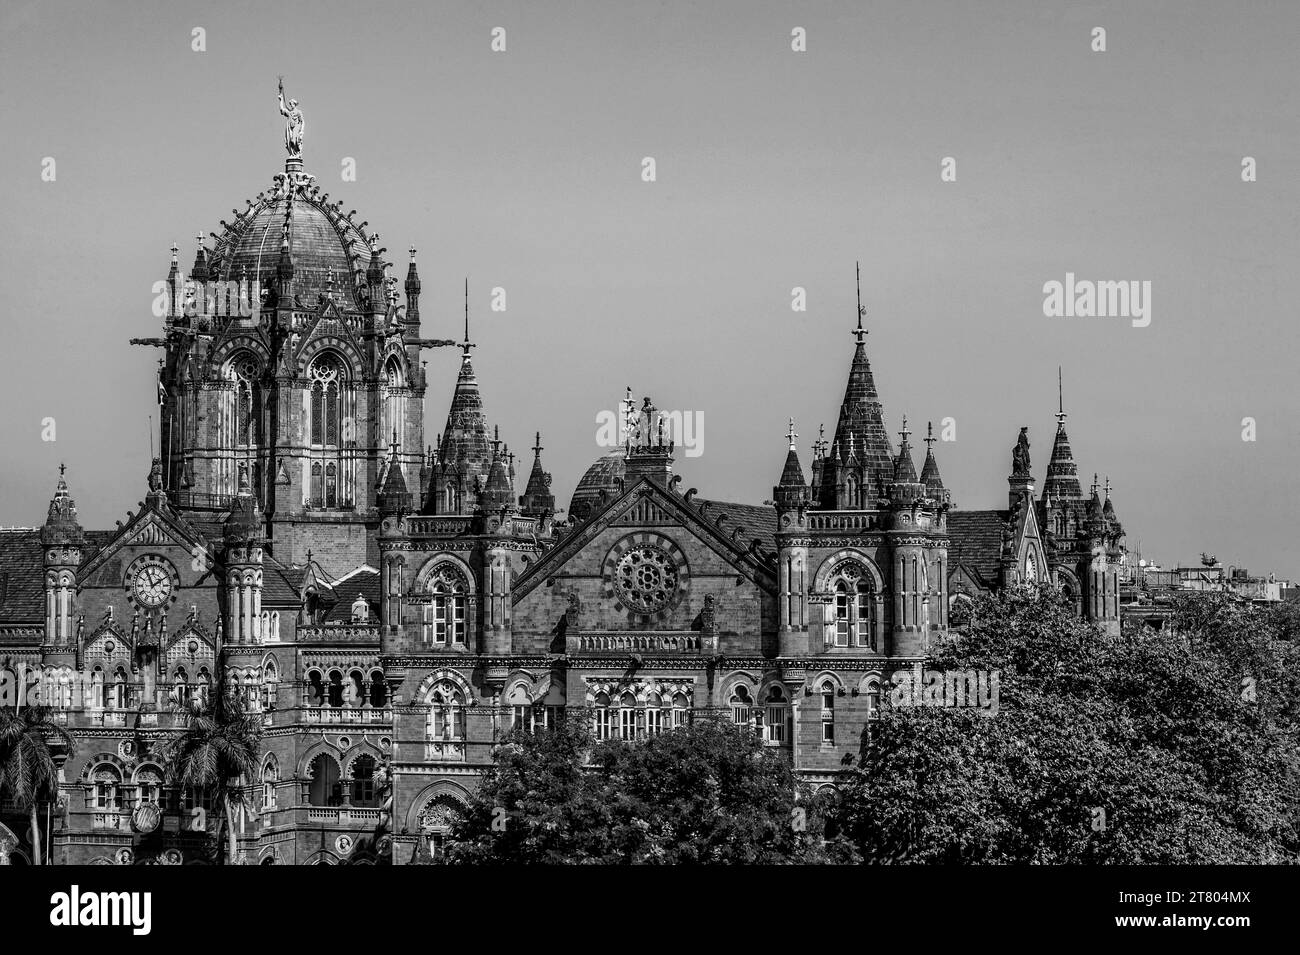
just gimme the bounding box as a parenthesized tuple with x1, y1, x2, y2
(133, 564, 173, 607)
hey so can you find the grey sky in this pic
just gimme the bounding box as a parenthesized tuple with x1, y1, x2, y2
(2, 0, 1297, 575)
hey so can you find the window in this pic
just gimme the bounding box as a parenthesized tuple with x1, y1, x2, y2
(427, 684, 466, 759)
(135, 767, 162, 807)
(422, 565, 468, 646)
(592, 692, 614, 741)
(306, 670, 325, 706)
(327, 670, 344, 708)
(645, 700, 664, 737)
(764, 686, 789, 744)
(309, 355, 342, 448)
(172, 667, 190, 709)
(831, 563, 876, 649)
(263, 661, 279, 710)
(507, 684, 531, 732)
(619, 692, 639, 740)
(865, 680, 881, 719)
(92, 766, 121, 811)
(672, 692, 691, 728)
(261, 758, 278, 811)
(820, 682, 836, 743)
(110, 667, 127, 709)
(310, 462, 324, 507)
(418, 799, 464, 862)
(729, 685, 753, 727)
(350, 755, 377, 807)
(307, 754, 342, 807)
(382, 357, 406, 451)
(368, 669, 387, 707)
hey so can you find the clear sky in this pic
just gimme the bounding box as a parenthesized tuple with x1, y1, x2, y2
(2, 0, 1297, 576)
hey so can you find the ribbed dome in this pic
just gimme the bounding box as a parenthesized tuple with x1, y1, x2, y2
(207, 171, 376, 312)
(568, 450, 626, 520)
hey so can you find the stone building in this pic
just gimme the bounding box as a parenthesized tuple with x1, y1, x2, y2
(0, 110, 1126, 865)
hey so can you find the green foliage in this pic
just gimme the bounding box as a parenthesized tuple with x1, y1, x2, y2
(446, 716, 851, 864)
(163, 687, 263, 864)
(834, 585, 1300, 863)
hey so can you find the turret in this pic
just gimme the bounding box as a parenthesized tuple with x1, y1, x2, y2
(223, 464, 264, 644)
(404, 247, 421, 332)
(519, 432, 556, 522)
(41, 464, 84, 645)
(774, 419, 811, 655)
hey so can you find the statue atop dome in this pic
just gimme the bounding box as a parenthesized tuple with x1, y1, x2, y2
(278, 77, 304, 158)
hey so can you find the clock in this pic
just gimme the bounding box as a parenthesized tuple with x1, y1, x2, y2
(130, 558, 175, 608)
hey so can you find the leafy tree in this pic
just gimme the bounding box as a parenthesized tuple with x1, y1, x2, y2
(833, 585, 1300, 864)
(0, 704, 73, 865)
(446, 716, 850, 864)
(164, 686, 262, 865)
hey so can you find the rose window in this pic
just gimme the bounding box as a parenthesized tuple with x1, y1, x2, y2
(614, 545, 680, 613)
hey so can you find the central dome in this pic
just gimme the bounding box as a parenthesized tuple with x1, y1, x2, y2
(207, 170, 377, 312)
(568, 450, 627, 520)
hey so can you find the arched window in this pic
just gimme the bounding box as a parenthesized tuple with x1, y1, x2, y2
(592, 691, 614, 741)
(349, 754, 377, 807)
(820, 681, 836, 744)
(426, 684, 466, 760)
(865, 679, 881, 720)
(263, 660, 279, 710)
(172, 667, 189, 709)
(381, 357, 406, 451)
(306, 670, 325, 707)
(418, 798, 465, 862)
(196, 668, 211, 709)
(307, 754, 342, 807)
(728, 685, 753, 727)
(422, 564, 468, 646)
(327, 670, 344, 708)
(346, 670, 364, 708)
(830, 562, 875, 649)
(310, 462, 324, 507)
(645, 693, 665, 737)
(763, 685, 789, 744)
(92, 765, 121, 813)
(261, 756, 278, 810)
(618, 691, 639, 741)
(507, 683, 531, 732)
(672, 691, 691, 729)
(1024, 551, 1038, 583)
(309, 355, 343, 448)
(325, 463, 338, 508)
(135, 766, 163, 807)
(949, 594, 974, 630)
(89, 666, 105, 709)
(220, 354, 261, 498)
(367, 669, 387, 708)
(110, 667, 128, 710)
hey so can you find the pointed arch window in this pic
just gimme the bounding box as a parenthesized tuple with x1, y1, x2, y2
(820, 681, 836, 743)
(592, 691, 614, 741)
(729, 685, 754, 727)
(382, 356, 406, 451)
(763, 685, 790, 744)
(422, 564, 468, 646)
(309, 356, 344, 448)
(830, 561, 876, 650)
(261, 756, 279, 810)
(427, 684, 466, 760)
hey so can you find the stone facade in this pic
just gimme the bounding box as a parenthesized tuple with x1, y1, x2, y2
(0, 131, 1126, 866)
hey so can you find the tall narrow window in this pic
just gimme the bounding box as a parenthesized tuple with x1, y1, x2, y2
(619, 692, 639, 740)
(592, 692, 614, 741)
(325, 463, 338, 508)
(829, 561, 875, 650)
(820, 682, 836, 743)
(310, 462, 323, 507)
(764, 686, 789, 744)
(729, 685, 753, 727)
(427, 685, 466, 760)
(423, 565, 468, 646)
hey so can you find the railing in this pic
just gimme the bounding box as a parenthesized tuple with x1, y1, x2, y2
(572, 632, 701, 653)
(306, 806, 383, 824)
(303, 707, 392, 725)
(808, 511, 877, 532)
(93, 811, 125, 830)
(296, 625, 380, 643)
(91, 709, 128, 727)
(425, 742, 465, 762)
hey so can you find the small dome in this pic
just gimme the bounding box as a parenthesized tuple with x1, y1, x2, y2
(568, 451, 626, 520)
(208, 182, 374, 312)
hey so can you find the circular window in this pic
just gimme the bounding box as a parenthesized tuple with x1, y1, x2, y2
(614, 545, 680, 613)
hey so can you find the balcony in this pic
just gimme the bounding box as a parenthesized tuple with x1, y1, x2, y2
(808, 511, 877, 533)
(90, 709, 128, 728)
(305, 806, 382, 825)
(303, 706, 392, 725)
(296, 624, 380, 644)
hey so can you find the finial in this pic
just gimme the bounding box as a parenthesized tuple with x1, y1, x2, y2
(786, 417, 798, 451)
(533, 431, 543, 457)
(195, 232, 203, 248)
(409, 245, 417, 261)
(389, 426, 399, 457)
(1056, 366, 1067, 426)
(924, 421, 936, 450)
(170, 243, 179, 264)
(1103, 475, 1111, 499)
(1091, 473, 1100, 496)
(853, 261, 867, 344)
(59, 462, 66, 478)
(899, 415, 911, 446)
(461, 277, 475, 357)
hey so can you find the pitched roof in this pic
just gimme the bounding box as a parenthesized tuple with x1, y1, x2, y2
(319, 567, 381, 623)
(695, 499, 778, 551)
(0, 529, 44, 623)
(830, 340, 894, 489)
(946, 509, 1008, 586)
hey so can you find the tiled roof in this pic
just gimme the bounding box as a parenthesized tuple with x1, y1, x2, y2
(262, 557, 305, 607)
(946, 509, 1008, 586)
(694, 499, 778, 551)
(0, 529, 44, 623)
(320, 567, 381, 623)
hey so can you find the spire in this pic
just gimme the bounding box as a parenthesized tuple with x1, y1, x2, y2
(432, 316, 492, 512)
(1043, 367, 1083, 502)
(779, 418, 806, 487)
(41, 463, 84, 544)
(919, 420, 945, 495)
(191, 233, 209, 283)
(830, 263, 894, 493)
(519, 431, 556, 520)
(892, 415, 918, 483)
(378, 430, 410, 516)
(481, 433, 515, 513)
(404, 246, 421, 328)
